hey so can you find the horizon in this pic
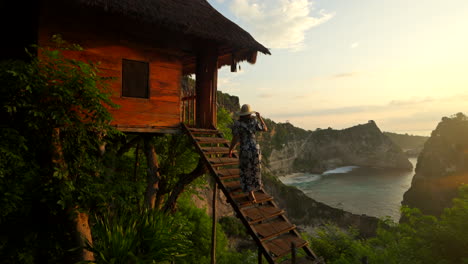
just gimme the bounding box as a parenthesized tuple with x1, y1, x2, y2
(208, 0, 468, 137)
(259, 112, 433, 137)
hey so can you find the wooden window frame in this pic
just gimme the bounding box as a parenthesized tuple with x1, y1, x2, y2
(121, 59, 150, 99)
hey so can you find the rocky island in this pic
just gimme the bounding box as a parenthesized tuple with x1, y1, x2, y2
(260, 120, 413, 175)
(402, 113, 468, 217)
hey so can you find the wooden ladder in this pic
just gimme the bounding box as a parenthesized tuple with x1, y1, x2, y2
(182, 123, 323, 264)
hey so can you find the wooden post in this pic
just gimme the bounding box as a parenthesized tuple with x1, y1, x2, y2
(196, 44, 218, 128)
(361, 256, 368, 264)
(211, 181, 218, 264)
(258, 247, 263, 264)
(291, 242, 297, 264)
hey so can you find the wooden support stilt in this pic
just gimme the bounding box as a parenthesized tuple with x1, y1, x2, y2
(196, 44, 218, 128)
(211, 181, 218, 264)
(258, 247, 263, 264)
(291, 242, 297, 264)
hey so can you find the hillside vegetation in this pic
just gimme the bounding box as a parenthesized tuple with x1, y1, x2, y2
(383, 132, 428, 150)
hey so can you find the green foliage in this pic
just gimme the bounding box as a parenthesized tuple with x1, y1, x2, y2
(219, 216, 248, 238)
(88, 209, 192, 264)
(308, 185, 468, 264)
(0, 37, 120, 262)
(176, 195, 229, 264)
(383, 132, 428, 150)
(306, 225, 373, 264)
(176, 195, 257, 264)
(216, 91, 240, 114)
(217, 107, 234, 140)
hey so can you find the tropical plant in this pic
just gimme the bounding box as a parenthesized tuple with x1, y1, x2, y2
(87, 209, 192, 264)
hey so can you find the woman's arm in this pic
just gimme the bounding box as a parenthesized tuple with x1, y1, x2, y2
(228, 135, 239, 157)
(255, 112, 268, 132)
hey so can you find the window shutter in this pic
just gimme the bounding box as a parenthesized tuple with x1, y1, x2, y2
(122, 59, 149, 98)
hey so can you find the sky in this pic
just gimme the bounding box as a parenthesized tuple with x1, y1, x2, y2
(207, 0, 468, 136)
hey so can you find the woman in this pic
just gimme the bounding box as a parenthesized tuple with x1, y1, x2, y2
(228, 104, 268, 203)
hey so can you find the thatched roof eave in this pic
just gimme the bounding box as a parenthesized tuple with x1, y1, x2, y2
(69, 0, 271, 56)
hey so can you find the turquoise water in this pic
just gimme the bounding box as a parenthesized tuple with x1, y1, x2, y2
(279, 158, 417, 221)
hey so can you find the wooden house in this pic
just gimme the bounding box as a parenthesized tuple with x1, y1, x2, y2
(1, 0, 270, 131)
(1, 1, 324, 263)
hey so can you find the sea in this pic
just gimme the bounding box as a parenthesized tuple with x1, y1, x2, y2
(279, 158, 418, 221)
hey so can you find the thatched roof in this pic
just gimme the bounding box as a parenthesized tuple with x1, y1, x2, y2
(71, 0, 270, 57)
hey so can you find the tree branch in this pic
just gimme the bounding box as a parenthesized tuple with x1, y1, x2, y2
(117, 135, 141, 157)
(143, 135, 161, 209)
(162, 159, 207, 213)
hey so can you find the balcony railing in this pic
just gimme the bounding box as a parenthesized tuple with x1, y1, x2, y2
(181, 88, 196, 127)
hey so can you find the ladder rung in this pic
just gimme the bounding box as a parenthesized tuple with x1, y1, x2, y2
(234, 191, 273, 208)
(201, 147, 233, 155)
(188, 128, 219, 134)
(223, 180, 241, 190)
(253, 221, 296, 241)
(208, 157, 239, 167)
(195, 137, 230, 144)
(217, 168, 240, 180)
(264, 234, 308, 260)
(242, 205, 284, 224)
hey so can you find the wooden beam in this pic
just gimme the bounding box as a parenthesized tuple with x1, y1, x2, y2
(115, 126, 180, 134)
(196, 44, 218, 128)
(211, 181, 218, 264)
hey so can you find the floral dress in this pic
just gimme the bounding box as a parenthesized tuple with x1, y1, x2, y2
(231, 118, 264, 192)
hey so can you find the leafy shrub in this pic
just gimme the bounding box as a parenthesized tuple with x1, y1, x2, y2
(308, 185, 468, 264)
(88, 209, 192, 264)
(219, 216, 248, 238)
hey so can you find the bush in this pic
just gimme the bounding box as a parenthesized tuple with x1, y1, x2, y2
(307, 185, 468, 264)
(88, 209, 192, 264)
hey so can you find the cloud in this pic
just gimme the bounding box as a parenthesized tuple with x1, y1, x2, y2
(258, 93, 274, 98)
(350, 42, 359, 49)
(388, 97, 435, 106)
(229, 0, 334, 50)
(329, 72, 360, 79)
(270, 94, 467, 119)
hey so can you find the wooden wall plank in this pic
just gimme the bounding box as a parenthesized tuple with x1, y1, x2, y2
(38, 27, 183, 131)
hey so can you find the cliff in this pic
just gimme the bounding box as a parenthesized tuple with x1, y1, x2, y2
(217, 91, 240, 114)
(383, 132, 429, 157)
(263, 173, 380, 237)
(213, 91, 401, 236)
(401, 113, 468, 217)
(261, 120, 413, 175)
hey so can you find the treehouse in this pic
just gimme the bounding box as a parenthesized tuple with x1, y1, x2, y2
(2, 0, 269, 132)
(2, 1, 323, 263)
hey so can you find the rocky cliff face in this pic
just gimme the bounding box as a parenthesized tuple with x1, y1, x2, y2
(383, 132, 429, 157)
(263, 174, 380, 237)
(401, 114, 468, 217)
(214, 91, 404, 236)
(263, 120, 412, 175)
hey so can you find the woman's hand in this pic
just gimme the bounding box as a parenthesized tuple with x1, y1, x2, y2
(256, 112, 268, 132)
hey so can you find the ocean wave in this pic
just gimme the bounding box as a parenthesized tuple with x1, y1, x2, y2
(280, 174, 322, 185)
(323, 166, 359, 175)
